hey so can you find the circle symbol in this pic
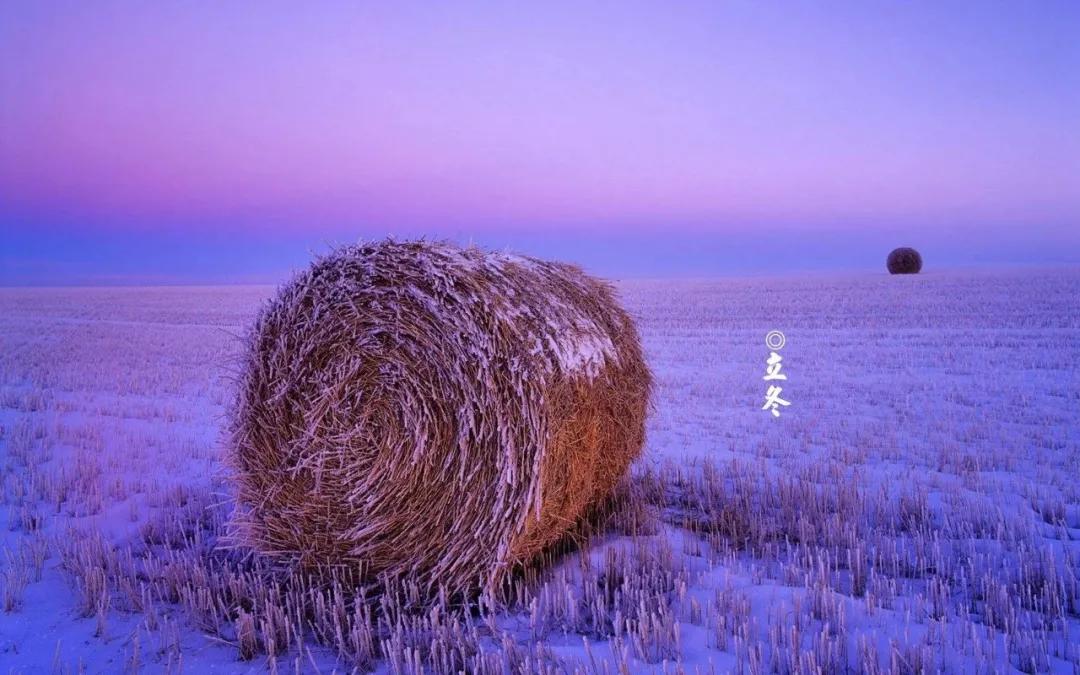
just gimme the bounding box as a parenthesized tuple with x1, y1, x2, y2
(765, 330, 786, 350)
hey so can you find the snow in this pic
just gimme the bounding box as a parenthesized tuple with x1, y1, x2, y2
(1, 268, 1079, 672)
(486, 249, 620, 379)
(543, 329, 616, 379)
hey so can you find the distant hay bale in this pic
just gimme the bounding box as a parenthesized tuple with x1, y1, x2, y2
(227, 240, 651, 595)
(887, 247, 922, 274)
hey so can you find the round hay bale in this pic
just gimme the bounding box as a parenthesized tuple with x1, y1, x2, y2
(227, 240, 651, 595)
(886, 247, 922, 274)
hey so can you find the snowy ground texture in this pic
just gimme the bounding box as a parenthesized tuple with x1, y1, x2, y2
(0, 268, 1078, 674)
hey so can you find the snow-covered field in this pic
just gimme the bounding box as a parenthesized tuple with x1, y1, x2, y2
(1, 268, 1078, 673)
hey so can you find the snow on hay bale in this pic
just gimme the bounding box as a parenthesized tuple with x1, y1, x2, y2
(887, 247, 923, 274)
(227, 240, 652, 595)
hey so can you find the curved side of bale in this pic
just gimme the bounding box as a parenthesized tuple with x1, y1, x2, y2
(506, 279, 650, 563)
(887, 247, 923, 274)
(226, 241, 651, 595)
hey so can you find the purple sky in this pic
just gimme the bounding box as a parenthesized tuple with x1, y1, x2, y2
(2, 1, 1078, 284)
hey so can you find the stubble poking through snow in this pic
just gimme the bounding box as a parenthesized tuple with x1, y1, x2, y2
(2, 268, 1078, 673)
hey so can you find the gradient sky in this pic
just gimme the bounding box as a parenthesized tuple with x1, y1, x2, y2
(2, 1, 1078, 284)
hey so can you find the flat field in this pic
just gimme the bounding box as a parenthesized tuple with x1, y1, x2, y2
(0, 268, 1078, 673)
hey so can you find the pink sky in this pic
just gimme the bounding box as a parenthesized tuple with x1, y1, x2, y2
(1, 2, 1078, 282)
